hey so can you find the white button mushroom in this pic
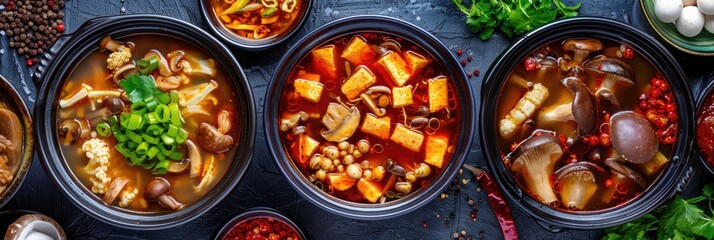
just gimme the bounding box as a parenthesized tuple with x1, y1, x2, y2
(698, 0, 714, 14)
(676, 6, 705, 37)
(706, 14, 714, 33)
(655, 0, 683, 23)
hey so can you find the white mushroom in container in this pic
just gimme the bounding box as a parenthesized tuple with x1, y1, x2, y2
(610, 111, 659, 164)
(539, 76, 597, 137)
(145, 177, 184, 210)
(583, 57, 635, 110)
(321, 102, 361, 142)
(676, 6, 705, 37)
(4, 214, 66, 240)
(554, 162, 605, 210)
(654, 0, 683, 23)
(509, 131, 564, 205)
(559, 38, 603, 71)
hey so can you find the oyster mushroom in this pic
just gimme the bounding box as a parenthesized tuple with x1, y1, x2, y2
(0, 109, 22, 160)
(559, 38, 603, 71)
(143, 50, 173, 77)
(540, 77, 597, 136)
(584, 57, 635, 109)
(605, 158, 646, 189)
(321, 103, 361, 142)
(145, 177, 184, 210)
(509, 131, 564, 205)
(4, 214, 66, 240)
(197, 123, 234, 154)
(102, 177, 129, 205)
(610, 111, 659, 164)
(554, 162, 605, 210)
(280, 111, 309, 132)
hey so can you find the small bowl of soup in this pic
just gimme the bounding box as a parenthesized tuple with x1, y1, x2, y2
(0, 75, 34, 209)
(265, 15, 475, 219)
(695, 79, 714, 174)
(213, 207, 306, 240)
(480, 17, 695, 229)
(199, 0, 312, 51)
(33, 15, 256, 229)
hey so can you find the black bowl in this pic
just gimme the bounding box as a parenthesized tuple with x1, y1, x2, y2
(198, 0, 312, 51)
(213, 207, 307, 240)
(480, 17, 695, 229)
(694, 79, 714, 175)
(32, 14, 256, 230)
(0, 75, 34, 209)
(264, 15, 476, 220)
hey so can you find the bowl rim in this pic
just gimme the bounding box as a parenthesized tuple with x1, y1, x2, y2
(264, 15, 476, 220)
(479, 16, 695, 229)
(198, 0, 313, 52)
(639, 0, 714, 56)
(0, 75, 34, 210)
(212, 207, 307, 240)
(32, 14, 256, 230)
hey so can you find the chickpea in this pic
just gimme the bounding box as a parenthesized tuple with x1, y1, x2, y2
(353, 150, 363, 159)
(337, 165, 345, 173)
(340, 150, 348, 157)
(395, 182, 413, 194)
(346, 163, 363, 179)
(360, 160, 370, 169)
(324, 146, 339, 160)
(309, 154, 322, 170)
(405, 172, 417, 183)
(357, 139, 370, 154)
(348, 144, 355, 153)
(363, 169, 373, 180)
(414, 163, 431, 178)
(320, 158, 333, 171)
(338, 141, 350, 150)
(372, 166, 386, 181)
(315, 170, 326, 181)
(333, 159, 341, 166)
(343, 155, 355, 165)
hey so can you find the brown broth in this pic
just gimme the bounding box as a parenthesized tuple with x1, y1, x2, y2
(57, 35, 240, 212)
(211, 0, 302, 40)
(278, 32, 461, 203)
(496, 38, 675, 211)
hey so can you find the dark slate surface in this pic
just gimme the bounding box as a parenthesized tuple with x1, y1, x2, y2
(0, 0, 712, 239)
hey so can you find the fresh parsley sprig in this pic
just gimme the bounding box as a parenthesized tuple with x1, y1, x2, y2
(451, 0, 582, 40)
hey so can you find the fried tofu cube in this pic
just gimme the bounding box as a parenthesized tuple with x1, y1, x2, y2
(311, 45, 338, 80)
(376, 51, 411, 86)
(361, 114, 391, 139)
(424, 136, 448, 168)
(357, 178, 383, 203)
(392, 86, 414, 108)
(327, 173, 356, 191)
(341, 35, 377, 66)
(294, 79, 324, 103)
(404, 51, 430, 76)
(341, 66, 376, 100)
(390, 124, 424, 152)
(428, 76, 449, 113)
(296, 135, 320, 166)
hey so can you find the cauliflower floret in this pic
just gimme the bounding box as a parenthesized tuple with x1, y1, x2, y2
(106, 45, 132, 71)
(118, 187, 138, 208)
(82, 138, 111, 194)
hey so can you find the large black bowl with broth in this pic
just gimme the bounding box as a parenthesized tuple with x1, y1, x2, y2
(480, 17, 694, 229)
(0, 75, 34, 210)
(32, 14, 256, 230)
(265, 15, 475, 220)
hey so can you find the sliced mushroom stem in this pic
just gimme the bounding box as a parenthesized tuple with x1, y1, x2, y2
(102, 177, 129, 205)
(360, 93, 386, 117)
(143, 50, 173, 77)
(364, 86, 391, 96)
(167, 50, 187, 73)
(100, 36, 133, 52)
(280, 111, 308, 132)
(186, 140, 202, 178)
(59, 87, 89, 108)
(157, 194, 184, 210)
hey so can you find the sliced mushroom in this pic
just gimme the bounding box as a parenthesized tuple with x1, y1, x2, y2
(99, 35, 134, 52)
(385, 158, 406, 176)
(540, 77, 597, 137)
(143, 50, 173, 77)
(103, 96, 125, 115)
(321, 103, 361, 142)
(610, 111, 659, 164)
(112, 63, 137, 84)
(216, 110, 232, 135)
(554, 162, 604, 210)
(197, 123, 234, 154)
(145, 177, 184, 210)
(280, 111, 308, 132)
(167, 50, 188, 73)
(156, 75, 181, 91)
(78, 118, 92, 141)
(168, 158, 191, 174)
(0, 109, 22, 161)
(5, 214, 66, 240)
(186, 140, 202, 178)
(605, 158, 646, 188)
(584, 57, 635, 109)
(360, 93, 387, 117)
(364, 86, 391, 97)
(194, 156, 216, 192)
(58, 119, 81, 145)
(559, 38, 603, 70)
(102, 177, 129, 205)
(509, 131, 564, 205)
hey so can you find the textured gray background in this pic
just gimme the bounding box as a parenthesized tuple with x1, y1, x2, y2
(0, 0, 712, 239)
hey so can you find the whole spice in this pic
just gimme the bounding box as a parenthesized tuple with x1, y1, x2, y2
(0, 0, 66, 66)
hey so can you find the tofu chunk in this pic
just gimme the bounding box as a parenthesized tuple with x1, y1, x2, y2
(327, 173, 356, 191)
(296, 135, 320, 165)
(361, 114, 391, 139)
(341, 35, 377, 66)
(424, 136, 448, 168)
(294, 79, 324, 103)
(428, 76, 449, 113)
(390, 124, 424, 152)
(357, 178, 382, 203)
(376, 51, 411, 86)
(341, 66, 376, 100)
(404, 51, 430, 77)
(311, 45, 338, 80)
(392, 86, 414, 108)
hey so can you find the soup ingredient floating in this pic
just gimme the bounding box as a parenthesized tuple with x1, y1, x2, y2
(603, 183, 714, 239)
(220, 216, 302, 240)
(451, 0, 582, 40)
(654, 0, 714, 36)
(0, 105, 22, 189)
(278, 33, 462, 203)
(55, 35, 241, 212)
(496, 38, 677, 211)
(211, 0, 301, 39)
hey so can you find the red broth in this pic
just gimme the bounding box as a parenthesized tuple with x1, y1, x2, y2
(277, 32, 461, 203)
(221, 216, 302, 240)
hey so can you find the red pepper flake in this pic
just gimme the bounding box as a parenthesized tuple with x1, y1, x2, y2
(456, 49, 463, 55)
(524, 57, 537, 71)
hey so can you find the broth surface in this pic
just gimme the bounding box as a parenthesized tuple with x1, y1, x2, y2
(211, 0, 302, 40)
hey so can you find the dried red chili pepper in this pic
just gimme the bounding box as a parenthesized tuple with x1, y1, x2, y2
(463, 164, 518, 240)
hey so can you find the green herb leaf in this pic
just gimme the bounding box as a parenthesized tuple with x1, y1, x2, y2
(704, 183, 714, 199)
(119, 75, 161, 103)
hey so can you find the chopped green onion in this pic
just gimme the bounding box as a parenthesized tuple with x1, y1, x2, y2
(96, 122, 112, 137)
(127, 141, 139, 149)
(146, 146, 160, 159)
(155, 105, 170, 123)
(157, 93, 171, 105)
(126, 129, 143, 144)
(142, 133, 160, 145)
(262, 7, 277, 17)
(130, 102, 147, 115)
(130, 153, 147, 165)
(176, 128, 189, 144)
(156, 152, 167, 162)
(136, 142, 149, 155)
(153, 160, 170, 174)
(107, 115, 119, 125)
(168, 151, 183, 161)
(115, 133, 129, 143)
(115, 143, 132, 158)
(126, 114, 143, 130)
(141, 158, 157, 169)
(166, 125, 179, 138)
(146, 98, 159, 112)
(137, 56, 159, 75)
(161, 134, 175, 145)
(159, 142, 175, 156)
(146, 112, 160, 125)
(169, 103, 183, 127)
(170, 91, 179, 104)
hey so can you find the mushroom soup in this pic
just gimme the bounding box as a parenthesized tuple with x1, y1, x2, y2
(56, 35, 240, 212)
(496, 38, 677, 211)
(277, 32, 461, 203)
(0, 100, 22, 193)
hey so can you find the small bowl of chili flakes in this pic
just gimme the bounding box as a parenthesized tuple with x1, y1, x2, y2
(199, 0, 312, 51)
(214, 207, 307, 240)
(695, 80, 714, 175)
